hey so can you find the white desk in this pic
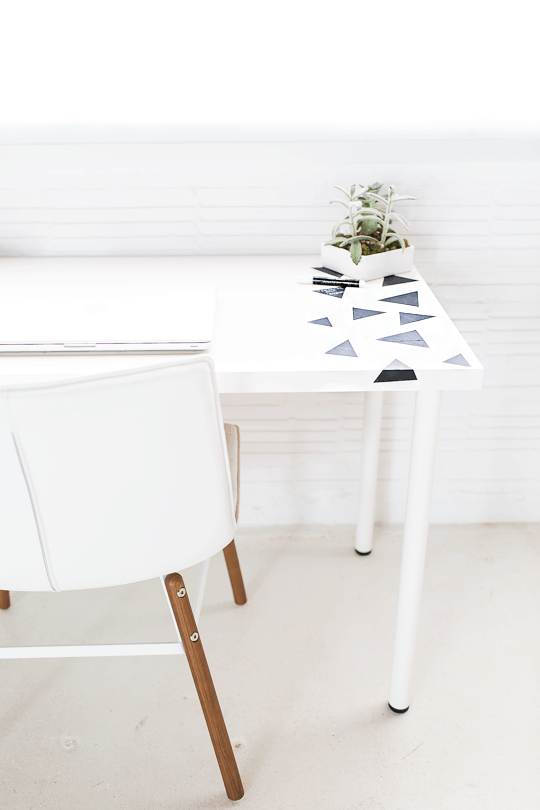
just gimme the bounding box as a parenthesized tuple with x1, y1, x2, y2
(0, 256, 483, 712)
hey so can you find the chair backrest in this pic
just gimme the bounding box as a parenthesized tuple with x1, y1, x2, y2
(0, 357, 236, 592)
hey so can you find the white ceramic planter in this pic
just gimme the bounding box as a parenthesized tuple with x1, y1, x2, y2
(320, 243, 415, 281)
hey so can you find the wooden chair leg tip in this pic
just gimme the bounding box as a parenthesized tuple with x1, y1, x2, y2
(226, 784, 245, 801)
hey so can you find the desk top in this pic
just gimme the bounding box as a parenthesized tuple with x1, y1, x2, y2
(0, 256, 482, 392)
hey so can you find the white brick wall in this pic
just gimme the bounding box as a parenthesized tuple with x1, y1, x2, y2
(0, 127, 538, 523)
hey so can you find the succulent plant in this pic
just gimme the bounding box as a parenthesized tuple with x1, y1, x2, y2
(325, 183, 416, 265)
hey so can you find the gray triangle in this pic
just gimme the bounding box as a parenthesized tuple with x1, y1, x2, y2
(400, 312, 434, 325)
(381, 291, 419, 307)
(309, 317, 332, 327)
(377, 330, 429, 348)
(353, 307, 384, 320)
(382, 274, 414, 286)
(326, 340, 358, 357)
(444, 354, 470, 367)
(386, 359, 412, 371)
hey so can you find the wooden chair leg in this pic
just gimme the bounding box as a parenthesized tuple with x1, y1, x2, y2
(164, 573, 244, 802)
(0, 590, 10, 610)
(223, 540, 247, 606)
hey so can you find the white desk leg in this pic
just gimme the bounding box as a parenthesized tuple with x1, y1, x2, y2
(355, 391, 384, 555)
(389, 389, 442, 713)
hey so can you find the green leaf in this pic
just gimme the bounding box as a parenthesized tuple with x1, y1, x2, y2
(361, 219, 379, 236)
(364, 192, 388, 206)
(350, 240, 363, 265)
(356, 213, 384, 222)
(339, 235, 378, 248)
(387, 211, 410, 230)
(385, 233, 406, 250)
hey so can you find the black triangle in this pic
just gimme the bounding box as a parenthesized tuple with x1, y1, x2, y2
(444, 354, 470, 367)
(381, 291, 419, 307)
(326, 340, 357, 357)
(382, 274, 414, 286)
(315, 286, 345, 299)
(374, 368, 417, 383)
(353, 307, 384, 320)
(378, 330, 429, 348)
(311, 266, 344, 278)
(399, 312, 434, 325)
(309, 317, 332, 327)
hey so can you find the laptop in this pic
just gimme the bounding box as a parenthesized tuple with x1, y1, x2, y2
(0, 285, 216, 353)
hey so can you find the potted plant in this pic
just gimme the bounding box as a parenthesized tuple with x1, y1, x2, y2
(321, 183, 416, 281)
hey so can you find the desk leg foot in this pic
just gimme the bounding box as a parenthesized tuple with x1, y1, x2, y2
(389, 389, 442, 712)
(388, 703, 409, 714)
(355, 391, 383, 555)
(355, 549, 372, 556)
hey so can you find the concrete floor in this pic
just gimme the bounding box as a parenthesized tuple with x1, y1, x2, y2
(1, 523, 539, 809)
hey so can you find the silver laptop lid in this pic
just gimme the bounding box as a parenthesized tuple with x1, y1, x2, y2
(0, 285, 216, 352)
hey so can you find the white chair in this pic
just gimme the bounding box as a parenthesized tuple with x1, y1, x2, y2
(0, 356, 246, 802)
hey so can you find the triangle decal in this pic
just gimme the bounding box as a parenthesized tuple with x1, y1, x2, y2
(326, 340, 358, 357)
(374, 368, 417, 383)
(385, 359, 413, 371)
(374, 358, 417, 383)
(382, 274, 414, 286)
(315, 286, 345, 299)
(377, 330, 429, 348)
(381, 291, 419, 307)
(309, 317, 333, 327)
(312, 266, 345, 278)
(443, 354, 471, 367)
(399, 312, 435, 325)
(353, 307, 384, 320)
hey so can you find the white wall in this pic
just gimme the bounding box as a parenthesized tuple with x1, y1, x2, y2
(0, 128, 538, 524)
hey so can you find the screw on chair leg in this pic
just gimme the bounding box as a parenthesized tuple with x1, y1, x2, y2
(223, 540, 247, 606)
(164, 573, 244, 802)
(0, 590, 10, 610)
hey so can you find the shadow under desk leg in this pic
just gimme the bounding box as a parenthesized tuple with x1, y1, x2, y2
(164, 572, 244, 802)
(0, 590, 10, 610)
(223, 540, 248, 606)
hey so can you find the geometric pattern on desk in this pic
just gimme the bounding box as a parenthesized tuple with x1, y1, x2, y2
(381, 291, 419, 307)
(377, 330, 429, 348)
(374, 359, 417, 383)
(326, 340, 358, 357)
(314, 286, 346, 299)
(309, 317, 333, 327)
(444, 353, 471, 366)
(297, 263, 481, 388)
(352, 307, 385, 320)
(399, 312, 434, 326)
(382, 274, 415, 286)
